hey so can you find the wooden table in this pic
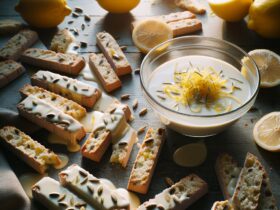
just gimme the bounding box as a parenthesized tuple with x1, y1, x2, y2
(0, 0, 279, 209)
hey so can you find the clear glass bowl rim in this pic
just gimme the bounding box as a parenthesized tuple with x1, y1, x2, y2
(140, 35, 260, 118)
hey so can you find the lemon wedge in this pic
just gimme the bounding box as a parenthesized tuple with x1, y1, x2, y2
(132, 19, 173, 54)
(248, 49, 280, 88)
(253, 112, 280, 152)
(208, 0, 252, 22)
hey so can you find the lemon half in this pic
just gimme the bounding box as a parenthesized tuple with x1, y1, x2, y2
(132, 19, 173, 54)
(249, 49, 280, 88)
(253, 112, 280, 152)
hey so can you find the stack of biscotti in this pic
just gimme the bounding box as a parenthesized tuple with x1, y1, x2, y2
(0, 126, 61, 174)
(32, 177, 95, 210)
(137, 174, 208, 210)
(131, 11, 202, 37)
(215, 153, 278, 210)
(0, 60, 25, 88)
(59, 164, 130, 209)
(31, 70, 101, 108)
(17, 95, 86, 145)
(21, 48, 85, 75)
(50, 29, 74, 53)
(127, 128, 165, 194)
(20, 84, 86, 120)
(96, 31, 132, 76)
(0, 29, 38, 61)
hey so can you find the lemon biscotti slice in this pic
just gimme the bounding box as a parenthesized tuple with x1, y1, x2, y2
(31, 70, 101, 108)
(21, 48, 85, 75)
(137, 174, 208, 210)
(50, 29, 74, 53)
(59, 164, 130, 210)
(20, 84, 86, 120)
(127, 128, 165, 194)
(32, 177, 95, 210)
(0, 60, 25, 88)
(96, 32, 132, 76)
(17, 95, 86, 144)
(0, 126, 61, 174)
(0, 29, 38, 61)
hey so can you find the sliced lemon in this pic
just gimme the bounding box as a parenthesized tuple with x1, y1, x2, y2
(248, 49, 280, 88)
(132, 19, 173, 54)
(208, 0, 252, 22)
(253, 112, 280, 152)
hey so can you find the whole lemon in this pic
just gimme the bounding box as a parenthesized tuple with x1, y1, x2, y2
(96, 0, 140, 13)
(248, 0, 280, 38)
(15, 0, 72, 28)
(208, 0, 252, 22)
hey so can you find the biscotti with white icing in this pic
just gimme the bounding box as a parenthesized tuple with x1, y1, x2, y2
(50, 29, 74, 53)
(81, 127, 112, 162)
(106, 99, 132, 122)
(110, 126, 137, 168)
(232, 153, 265, 210)
(128, 128, 165, 194)
(0, 29, 38, 61)
(17, 95, 86, 144)
(96, 32, 132, 76)
(215, 153, 241, 199)
(20, 84, 86, 120)
(21, 48, 85, 75)
(59, 164, 130, 210)
(32, 177, 94, 210)
(0, 126, 61, 174)
(137, 174, 208, 210)
(211, 200, 234, 210)
(0, 60, 25, 88)
(31, 70, 101, 108)
(89, 53, 121, 92)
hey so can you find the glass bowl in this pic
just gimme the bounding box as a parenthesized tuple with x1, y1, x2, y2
(140, 36, 260, 137)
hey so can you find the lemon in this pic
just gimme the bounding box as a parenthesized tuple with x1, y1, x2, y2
(96, 0, 140, 14)
(248, 0, 280, 38)
(253, 112, 280, 152)
(248, 49, 280, 88)
(208, 0, 252, 22)
(132, 19, 173, 54)
(15, 0, 71, 28)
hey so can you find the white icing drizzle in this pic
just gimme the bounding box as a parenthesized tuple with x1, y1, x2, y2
(33, 177, 93, 209)
(34, 70, 99, 97)
(60, 165, 130, 209)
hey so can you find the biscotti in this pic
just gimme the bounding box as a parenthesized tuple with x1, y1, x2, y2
(89, 53, 121, 92)
(110, 126, 137, 168)
(106, 99, 132, 122)
(50, 29, 74, 53)
(232, 153, 265, 210)
(0, 126, 61, 174)
(32, 177, 94, 210)
(21, 48, 85, 75)
(17, 95, 86, 144)
(59, 164, 130, 210)
(174, 0, 206, 14)
(81, 127, 111, 162)
(128, 128, 165, 194)
(168, 19, 202, 37)
(159, 11, 196, 23)
(96, 32, 132, 76)
(211, 200, 234, 210)
(137, 174, 208, 210)
(0, 30, 38, 61)
(0, 19, 22, 35)
(215, 153, 241, 199)
(0, 60, 25, 88)
(31, 70, 101, 108)
(20, 84, 86, 120)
